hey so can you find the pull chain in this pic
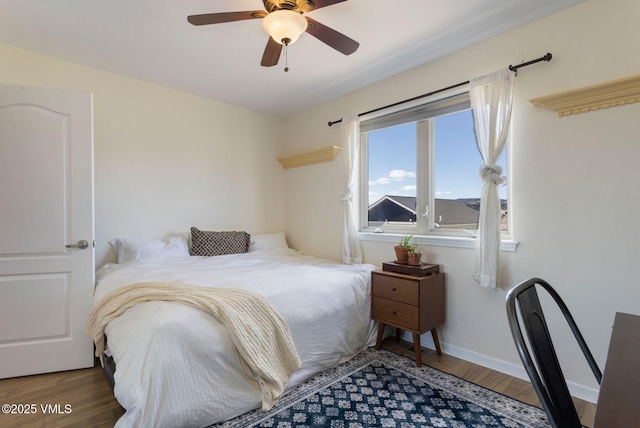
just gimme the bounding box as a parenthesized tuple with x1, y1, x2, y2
(283, 39, 290, 72)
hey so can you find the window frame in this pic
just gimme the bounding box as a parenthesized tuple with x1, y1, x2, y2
(357, 87, 516, 251)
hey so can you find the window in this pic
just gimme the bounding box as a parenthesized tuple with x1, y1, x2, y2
(360, 91, 508, 238)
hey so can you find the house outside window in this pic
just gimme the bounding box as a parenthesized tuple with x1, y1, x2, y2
(359, 91, 508, 239)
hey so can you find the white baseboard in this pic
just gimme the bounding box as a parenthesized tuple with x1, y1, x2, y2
(402, 332, 599, 404)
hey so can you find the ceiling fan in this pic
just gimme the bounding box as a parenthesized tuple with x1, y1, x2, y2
(187, 0, 359, 69)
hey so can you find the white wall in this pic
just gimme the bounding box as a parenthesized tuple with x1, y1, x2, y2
(283, 0, 640, 401)
(0, 43, 286, 267)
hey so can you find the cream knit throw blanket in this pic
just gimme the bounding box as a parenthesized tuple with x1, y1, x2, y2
(86, 282, 301, 410)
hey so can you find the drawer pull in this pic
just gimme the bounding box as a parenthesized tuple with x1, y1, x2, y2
(392, 311, 397, 315)
(392, 288, 397, 291)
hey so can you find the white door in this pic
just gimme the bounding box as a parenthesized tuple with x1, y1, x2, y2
(0, 84, 95, 378)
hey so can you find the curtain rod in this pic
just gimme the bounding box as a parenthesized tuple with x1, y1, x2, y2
(327, 52, 552, 127)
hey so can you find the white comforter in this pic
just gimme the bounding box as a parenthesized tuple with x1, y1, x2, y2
(94, 248, 377, 428)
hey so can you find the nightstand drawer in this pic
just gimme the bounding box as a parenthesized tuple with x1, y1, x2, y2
(371, 297, 419, 330)
(371, 273, 418, 305)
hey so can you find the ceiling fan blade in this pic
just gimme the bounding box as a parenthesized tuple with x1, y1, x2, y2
(261, 37, 283, 67)
(187, 11, 265, 26)
(305, 17, 359, 55)
(308, 0, 348, 11)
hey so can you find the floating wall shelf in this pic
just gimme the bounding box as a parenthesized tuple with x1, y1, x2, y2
(277, 145, 341, 169)
(530, 74, 640, 117)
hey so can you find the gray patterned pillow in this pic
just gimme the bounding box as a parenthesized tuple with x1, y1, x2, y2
(190, 227, 250, 256)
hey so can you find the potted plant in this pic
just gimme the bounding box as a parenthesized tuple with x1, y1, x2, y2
(394, 234, 413, 265)
(407, 243, 422, 266)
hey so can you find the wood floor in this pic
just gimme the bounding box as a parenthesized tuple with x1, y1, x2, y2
(0, 362, 124, 428)
(0, 339, 596, 427)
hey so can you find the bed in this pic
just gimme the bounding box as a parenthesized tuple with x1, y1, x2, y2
(92, 233, 378, 428)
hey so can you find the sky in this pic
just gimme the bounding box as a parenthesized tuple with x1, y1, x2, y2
(367, 109, 507, 205)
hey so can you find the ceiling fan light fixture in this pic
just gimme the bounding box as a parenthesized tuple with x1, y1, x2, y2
(262, 10, 307, 45)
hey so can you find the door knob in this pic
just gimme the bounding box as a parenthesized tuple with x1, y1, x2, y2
(66, 240, 89, 249)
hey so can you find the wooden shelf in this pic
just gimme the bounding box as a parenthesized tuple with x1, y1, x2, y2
(277, 145, 341, 169)
(530, 74, 640, 117)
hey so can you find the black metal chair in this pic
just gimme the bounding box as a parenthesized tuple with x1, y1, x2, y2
(505, 278, 602, 428)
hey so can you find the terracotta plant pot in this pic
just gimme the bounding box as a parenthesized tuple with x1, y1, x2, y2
(407, 251, 422, 266)
(394, 246, 410, 265)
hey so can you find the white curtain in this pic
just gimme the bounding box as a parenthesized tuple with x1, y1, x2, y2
(470, 68, 515, 288)
(341, 114, 363, 264)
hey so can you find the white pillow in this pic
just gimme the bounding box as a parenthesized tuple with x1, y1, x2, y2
(249, 232, 289, 252)
(109, 235, 190, 264)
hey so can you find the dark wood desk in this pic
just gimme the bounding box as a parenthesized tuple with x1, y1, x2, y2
(593, 312, 640, 428)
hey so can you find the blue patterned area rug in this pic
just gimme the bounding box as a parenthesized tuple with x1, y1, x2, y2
(215, 348, 551, 428)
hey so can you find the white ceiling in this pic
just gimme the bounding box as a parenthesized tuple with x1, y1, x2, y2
(0, 0, 583, 117)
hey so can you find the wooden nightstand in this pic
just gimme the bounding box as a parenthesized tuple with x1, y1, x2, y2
(371, 268, 445, 367)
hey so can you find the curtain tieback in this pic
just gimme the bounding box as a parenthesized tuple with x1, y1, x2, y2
(479, 163, 507, 185)
(340, 187, 353, 202)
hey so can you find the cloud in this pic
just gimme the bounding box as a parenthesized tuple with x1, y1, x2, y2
(369, 176, 391, 185)
(403, 185, 417, 191)
(435, 190, 452, 196)
(370, 169, 416, 186)
(388, 169, 416, 180)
